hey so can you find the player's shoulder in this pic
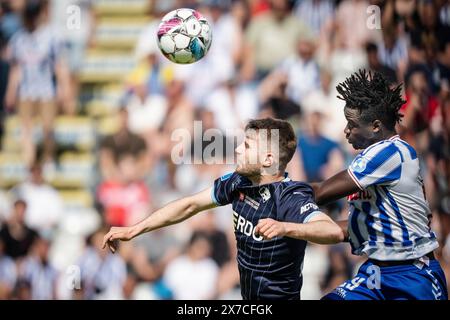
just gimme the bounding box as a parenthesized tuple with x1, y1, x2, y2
(279, 180, 314, 199)
(360, 136, 402, 160)
(217, 171, 251, 187)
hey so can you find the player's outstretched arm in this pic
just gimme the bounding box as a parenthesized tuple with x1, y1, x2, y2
(311, 170, 361, 206)
(102, 187, 216, 253)
(255, 214, 345, 244)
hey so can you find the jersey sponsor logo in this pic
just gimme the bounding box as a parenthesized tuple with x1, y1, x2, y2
(300, 202, 319, 214)
(347, 190, 372, 201)
(352, 157, 367, 173)
(259, 187, 271, 202)
(233, 211, 263, 241)
(243, 195, 260, 210)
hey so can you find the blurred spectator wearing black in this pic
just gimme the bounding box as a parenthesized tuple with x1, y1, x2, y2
(400, 68, 440, 151)
(4, 0, 71, 166)
(0, 199, 37, 260)
(320, 245, 354, 295)
(99, 107, 148, 181)
(365, 41, 398, 84)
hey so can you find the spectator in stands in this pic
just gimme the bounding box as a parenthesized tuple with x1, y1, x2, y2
(0, 199, 38, 260)
(400, 67, 440, 151)
(18, 235, 58, 299)
(0, 0, 24, 40)
(241, 0, 311, 81)
(0, 238, 17, 299)
(0, 31, 9, 143)
(50, 0, 95, 115)
(99, 107, 149, 181)
(294, 0, 335, 38)
(5, 0, 72, 166)
(297, 110, 344, 182)
(377, 22, 409, 80)
(365, 41, 398, 84)
(334, 0, 382, 50)
(277, 35, 321, 105)
(205, 77, 258, 133)
(77, 228, 127, 299)
(97, 153, 151, 227)
(11, 162, 63, 234)
(163, 231, 219, 300)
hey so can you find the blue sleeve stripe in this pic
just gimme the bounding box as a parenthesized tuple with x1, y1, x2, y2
(303, 210, 324, 223)
(353, 143, 400, 180)
(398, 140, 417, 160)
(211, 186, 220, 206)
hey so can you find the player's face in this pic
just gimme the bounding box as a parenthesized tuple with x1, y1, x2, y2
(344, 107, 379, 150)
(235, 131, 262, 177)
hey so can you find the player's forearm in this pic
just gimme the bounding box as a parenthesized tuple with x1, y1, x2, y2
(283, 220, 345, 244)
(130, 197, 203, 237)
(313, 170, 361, 205)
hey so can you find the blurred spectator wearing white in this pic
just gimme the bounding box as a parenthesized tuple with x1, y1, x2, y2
(163, 231, 219, 300)
(278, 36, 321, 105)
(50, 0, 95, 114)
(5, 0, 71, 165)
(205, 77, 258, 133)
(0, 199, 38, 260)
(11, 163, 63, 234)
(19, 236, 58, 299)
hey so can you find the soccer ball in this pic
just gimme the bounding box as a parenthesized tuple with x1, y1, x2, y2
(156, 8, 212, 64)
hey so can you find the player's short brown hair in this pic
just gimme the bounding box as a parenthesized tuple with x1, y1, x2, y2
(245, 118, 297, 171)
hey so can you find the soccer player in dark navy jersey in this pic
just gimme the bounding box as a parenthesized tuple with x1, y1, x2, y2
(103, 118, 344, 299)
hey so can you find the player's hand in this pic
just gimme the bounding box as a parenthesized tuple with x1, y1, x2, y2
(255, 218, 287, 240)
(102, 226, 136, 253)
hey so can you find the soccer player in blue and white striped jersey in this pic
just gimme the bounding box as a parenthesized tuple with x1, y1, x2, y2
(102, 118, 344, 300)
(314, 70, 447, 300)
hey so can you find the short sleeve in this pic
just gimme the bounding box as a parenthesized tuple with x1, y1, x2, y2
(348, 142, 403, 190)
(278, 183, 323, 224)
(211, 172, 240, 206)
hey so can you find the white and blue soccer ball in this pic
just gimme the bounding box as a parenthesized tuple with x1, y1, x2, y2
(157, 8, 212, 64)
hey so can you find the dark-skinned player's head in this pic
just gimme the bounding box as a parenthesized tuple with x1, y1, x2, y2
(235, 118, 297, 178)
(337, 69, 405, 150)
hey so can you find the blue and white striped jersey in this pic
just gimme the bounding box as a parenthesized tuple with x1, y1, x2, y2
(347, 135, 438, 261)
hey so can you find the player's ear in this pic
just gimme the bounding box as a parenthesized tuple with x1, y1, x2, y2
(263, 153, 279, 175)
(262, 153, 273, 167)
(372, 119, 382, 133)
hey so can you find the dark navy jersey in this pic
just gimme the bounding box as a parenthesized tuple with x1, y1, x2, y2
(212, 172, 322, 300)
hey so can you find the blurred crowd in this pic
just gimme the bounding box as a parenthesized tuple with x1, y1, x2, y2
(0, 0, 449, 300)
